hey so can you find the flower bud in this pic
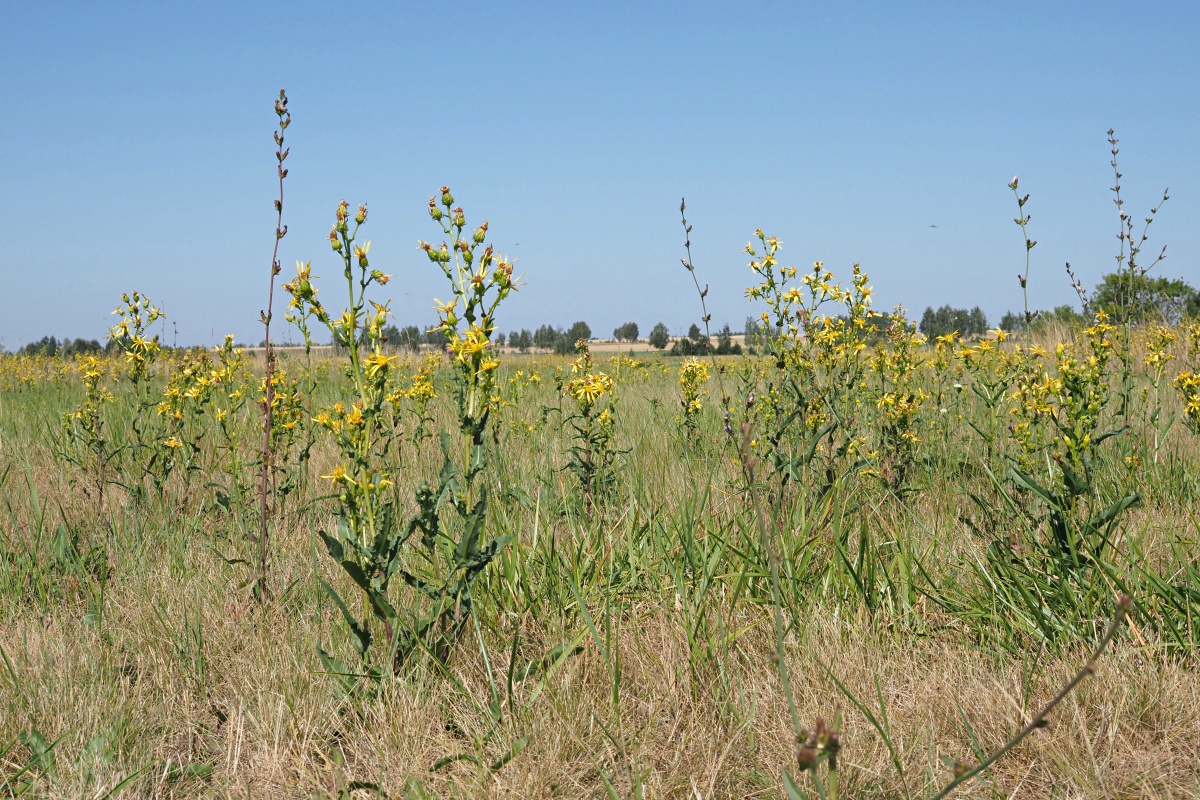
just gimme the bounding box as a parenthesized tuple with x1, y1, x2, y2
(441, 187, 453, 206)
(356, 204, 367, 224)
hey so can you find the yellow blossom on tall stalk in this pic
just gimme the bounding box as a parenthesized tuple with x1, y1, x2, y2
(1176, 371, 1200, 434)
(562, 340, 619, 512)
(420, 196, 516, 434)
(1050, 312, 1115, 473)
(955, 328, 1020, 465)
(59, 354, 117, 502)
(678, 358, 709, 438)
(104, 291, 182, 495)
(868, 309, 929, 492)
(1006, 345, 1060, 469)
(742, 227, 876, 493)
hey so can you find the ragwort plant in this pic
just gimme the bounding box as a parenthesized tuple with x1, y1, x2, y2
(105, 291, 173, 499)
(409, 186, 518, 663)
(679, 208, 1143, 800)
(867, 309, 929, 494)
(1141, 325, 1177, 467)
(562, 338, 618, 514)
(677, 357, 709, 442)
(741, 230, 875, 500)
(1173, 321, 1200, 435)
(284, 199, 412, 684)
(283, 187, 518, 686)
(59, 355, 115, 503)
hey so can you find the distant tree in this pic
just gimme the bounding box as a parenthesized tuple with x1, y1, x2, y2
(919, 305, 987, 339)
(613, 321, 639, 342)
(687, 323, 702, 342)
(513, 329, 533, 353)
(968, 306, 988, 336)
(648, 322, 670, 350)
(424, 326, 448, 348)
(18, 336, 59, 357)
(67, 337, 103, 356)
(670, 335, 710, 357)
(714, 323, 742, 355)
(1092, 272, 1199, 326)
(998, 310, 1025, 332)
(397, 325, 423, 352)
(565, 321, 592, 343)
(17, 336, 104, 357)
(533, 324, 560, 351)
(1040, 304, 1087, 327)
(494, 331, 506, 348)
(1000, 305, 1088, 332)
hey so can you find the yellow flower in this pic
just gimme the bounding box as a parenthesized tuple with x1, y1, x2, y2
(364, 351, 398, 378)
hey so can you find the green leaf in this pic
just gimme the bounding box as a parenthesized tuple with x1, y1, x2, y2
(513, 643, 584, 684)
(317, 577, 371, 654)
(1090, 425, 1128, 446)
(164, 762, 213, 783)
(782, 770, 810, 799)
(490, 735, 529, 772)
(1007, 466, 1058, 507)
(1088, 493, 1140, 533)
(318, 529, 344, 562)
(430, 752, 480, 771)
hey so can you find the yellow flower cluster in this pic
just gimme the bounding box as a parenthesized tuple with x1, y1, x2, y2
(313, 401, 366, 434)
(1176, 371, 1200, 433)
(1144, 326, 1176, 370)
(678, 358, 709, 417)
(566, 371, 615, 405)
(108, 291, 165, 379)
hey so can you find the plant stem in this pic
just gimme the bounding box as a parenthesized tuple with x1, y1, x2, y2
(930, 594, 1132, 800)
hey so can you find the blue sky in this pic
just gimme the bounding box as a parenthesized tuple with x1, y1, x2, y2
(2, 1, 1197, 348)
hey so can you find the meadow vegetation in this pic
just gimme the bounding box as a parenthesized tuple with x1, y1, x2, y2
(2, 98, 1199, 799)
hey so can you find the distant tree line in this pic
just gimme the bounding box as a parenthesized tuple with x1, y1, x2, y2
(15, 336, 106, 357)
(999, 272, 1199, 332)
(919, 305, 988, 339)
(667, 323, 743, 356)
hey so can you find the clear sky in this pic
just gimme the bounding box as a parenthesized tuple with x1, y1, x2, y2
(2, 1, 1198, 349)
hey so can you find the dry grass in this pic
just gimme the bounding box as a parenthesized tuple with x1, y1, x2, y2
(2, 349, 1199, 799)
